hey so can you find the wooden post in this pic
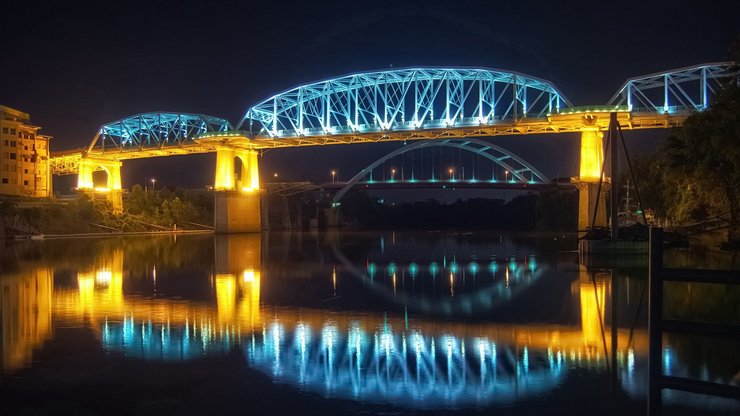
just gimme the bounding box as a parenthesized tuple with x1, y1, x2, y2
(648, 227, 664, 415)
(610, 112, 619, 240)
(611, 268, 619, 391)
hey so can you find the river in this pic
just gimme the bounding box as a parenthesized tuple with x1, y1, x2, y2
(0, 231, 738, 415)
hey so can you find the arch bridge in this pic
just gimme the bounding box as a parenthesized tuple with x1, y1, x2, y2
(47, 63, 738, 232)
(328, 137, 551, 204)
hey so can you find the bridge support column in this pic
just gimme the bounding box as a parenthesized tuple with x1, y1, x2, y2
(280, 196, 292, 228)
(77, 158, 123, 213)
(324, 207, 341, 228)
(213, 146, 262, 233)
(575, 127, 608, 234)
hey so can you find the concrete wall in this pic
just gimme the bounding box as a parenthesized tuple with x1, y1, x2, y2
(214, 191, 261, 233)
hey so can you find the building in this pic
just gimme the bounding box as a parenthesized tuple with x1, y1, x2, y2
(0, 105, 52, 197)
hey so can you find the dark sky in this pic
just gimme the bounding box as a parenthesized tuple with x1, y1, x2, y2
(1, 0, 738, 194)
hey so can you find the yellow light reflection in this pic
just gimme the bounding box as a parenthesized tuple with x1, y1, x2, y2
(332, 267, 337, 296)
(579, 275, 606, 348)
(215, 274, 237, 323)
(238, 269, 261, 328)
(0, 267, 53, 372)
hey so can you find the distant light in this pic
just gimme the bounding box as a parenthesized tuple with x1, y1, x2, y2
(408, 262, 419, 278)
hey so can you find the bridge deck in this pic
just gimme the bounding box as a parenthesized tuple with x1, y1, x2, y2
(49, 111, 687, 175)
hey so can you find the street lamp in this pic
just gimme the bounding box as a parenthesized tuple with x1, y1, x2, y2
(150, 178, 156, 190)
(273, 172, 279, 181)
(331, 170, 336, 183)
(448, 168, 454, 181)
(505, 170, 509, 182)
(391, 168, 396, 181)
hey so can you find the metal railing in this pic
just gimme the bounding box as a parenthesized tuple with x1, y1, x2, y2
(648, 228, 740, 415)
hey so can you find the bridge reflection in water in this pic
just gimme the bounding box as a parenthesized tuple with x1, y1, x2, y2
(0, 234, 691, 409)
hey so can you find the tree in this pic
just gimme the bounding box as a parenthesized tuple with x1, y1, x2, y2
(661, 78, 740, 240)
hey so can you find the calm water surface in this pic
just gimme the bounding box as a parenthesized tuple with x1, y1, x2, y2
(0, 231, 738, 415)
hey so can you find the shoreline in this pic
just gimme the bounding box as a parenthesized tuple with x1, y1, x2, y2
(16, 229, 214, 240)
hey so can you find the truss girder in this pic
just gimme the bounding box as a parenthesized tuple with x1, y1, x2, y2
(608, 62, 739, 114)
(331, 138, 548, 203)
(88, 112, 233, 153)
(241, 68, 570, 140)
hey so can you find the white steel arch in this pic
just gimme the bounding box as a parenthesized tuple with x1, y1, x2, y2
(331, 138, 549, 203)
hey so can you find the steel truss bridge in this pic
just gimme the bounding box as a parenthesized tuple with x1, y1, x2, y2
(50, 62, 738, 175)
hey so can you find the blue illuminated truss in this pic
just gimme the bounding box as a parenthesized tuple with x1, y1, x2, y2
(331, 138, 549, 203)
(608, 62, 738, 114)
(88, 112, 233, 153)
(240, 68, 571, 138)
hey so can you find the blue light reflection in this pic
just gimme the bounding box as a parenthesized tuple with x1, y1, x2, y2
(246, 321, 565, 407)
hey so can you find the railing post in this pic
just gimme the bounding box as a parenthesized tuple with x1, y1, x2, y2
(648, 227, 664, 415)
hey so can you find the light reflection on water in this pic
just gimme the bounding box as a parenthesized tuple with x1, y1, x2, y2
(0, 232, 738, 412)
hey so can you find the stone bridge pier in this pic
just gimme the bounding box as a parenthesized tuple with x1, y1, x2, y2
(213, 145, 262, 233)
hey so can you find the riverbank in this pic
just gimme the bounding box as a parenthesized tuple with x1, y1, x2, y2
(37, 229, 213, 240)
(1, 187, 213, 237)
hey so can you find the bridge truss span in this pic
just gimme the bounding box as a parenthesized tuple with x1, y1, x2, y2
(608, 62, 738, 114)
(87, 112, 234, 156)
(241, 68, 572, 140)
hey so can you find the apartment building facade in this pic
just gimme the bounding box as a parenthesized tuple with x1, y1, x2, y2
(0, 105, 52, 197)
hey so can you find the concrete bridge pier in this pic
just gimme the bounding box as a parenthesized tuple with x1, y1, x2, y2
(213, 146, 262, 233)
(280, 196, 292, 228)
(324, 207, 341, 228)
(575, 125, 609, 234)
(76, 157, 123, 213)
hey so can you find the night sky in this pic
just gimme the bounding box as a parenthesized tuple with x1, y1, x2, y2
(1, 0, 738, 195)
